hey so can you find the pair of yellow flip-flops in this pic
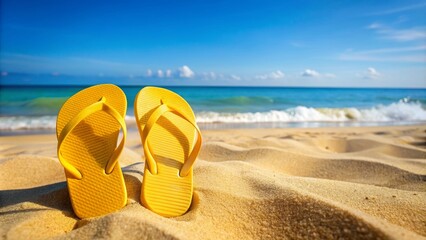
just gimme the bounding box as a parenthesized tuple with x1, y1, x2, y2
(56, 84, 202, 218)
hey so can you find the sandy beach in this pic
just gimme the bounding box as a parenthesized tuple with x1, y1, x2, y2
(1, 125, 425, 239)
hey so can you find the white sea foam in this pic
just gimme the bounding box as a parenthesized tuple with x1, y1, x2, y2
(0, 115, 138, 131)
(1, 101, 425, 131)
(0, 116, 57, 131)
(196, 101, 426, 123)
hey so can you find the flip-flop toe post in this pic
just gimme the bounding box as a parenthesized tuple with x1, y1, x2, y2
(135, 86, 202, 217)
(56, 84, 128, 218)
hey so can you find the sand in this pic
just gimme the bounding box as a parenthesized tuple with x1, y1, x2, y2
(1, 125, 425, 239)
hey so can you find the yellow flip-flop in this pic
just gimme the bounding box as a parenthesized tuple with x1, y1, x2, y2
(56, 84, 127, 218)
(134, 86, 202, 217)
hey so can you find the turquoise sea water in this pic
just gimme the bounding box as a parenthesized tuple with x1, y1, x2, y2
(1, 85, 426, 134)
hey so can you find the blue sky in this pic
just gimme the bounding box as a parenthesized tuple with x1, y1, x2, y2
(1, 0, 425, 87)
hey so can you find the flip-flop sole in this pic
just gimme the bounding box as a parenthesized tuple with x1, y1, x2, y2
(135, 86, 197, 217)
(56, 84, 127, 218)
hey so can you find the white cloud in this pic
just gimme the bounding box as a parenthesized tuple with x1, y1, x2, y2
(201, 72, 217, 80)
(367, 23, 382, 29)
(0, 52, 151, 76)
(178, 65, 194, 78)
(367, 67, 380, 77)
(362, 67, 381, 79)
(368, 23, 426, 42)
(165, 69, 172, 78)
(385, 28, 426, 42)
(353, 45, 426, 54)
(339, 45, 426, 62)
(256, 70, 285, 80)
(146, 69, 152, 77)
(230, 74, 241, 81)
(157, 69, 164, 78)
(199, 72, 244, 81)
(301, 69, 320, 77)
(300, 69, 335, 78)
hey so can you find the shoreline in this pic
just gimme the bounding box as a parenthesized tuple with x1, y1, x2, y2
(1, 121, 426, 136)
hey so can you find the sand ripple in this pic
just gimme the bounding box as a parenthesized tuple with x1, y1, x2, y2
(1, 126, 425, 239)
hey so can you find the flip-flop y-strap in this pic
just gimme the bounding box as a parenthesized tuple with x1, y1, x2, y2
(142, 100, 202, 177)
(57, 96, 127, 179)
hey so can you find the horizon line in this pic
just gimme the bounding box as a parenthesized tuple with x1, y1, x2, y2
(1, 84, 425, 90)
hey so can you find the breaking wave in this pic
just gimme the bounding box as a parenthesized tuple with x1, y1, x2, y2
(196, 100, 426, 123)
(1, 100, 425, 131)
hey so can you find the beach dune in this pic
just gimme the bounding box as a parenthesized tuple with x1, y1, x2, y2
(1, 125, 425, 239)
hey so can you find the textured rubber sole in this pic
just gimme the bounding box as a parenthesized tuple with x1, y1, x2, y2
(135, 86, 198, 217)
(56, 84, 127, 218)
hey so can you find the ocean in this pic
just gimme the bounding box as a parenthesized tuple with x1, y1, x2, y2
(1, 85, 426, 134)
